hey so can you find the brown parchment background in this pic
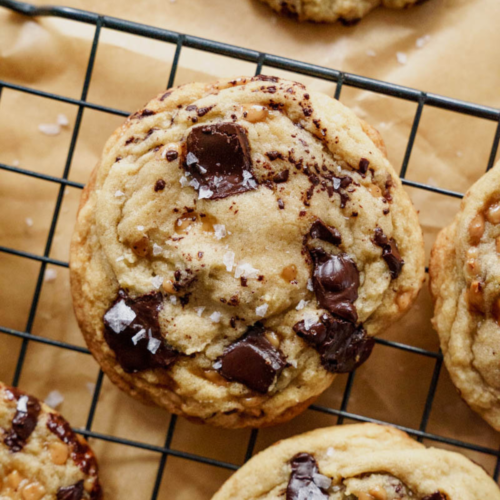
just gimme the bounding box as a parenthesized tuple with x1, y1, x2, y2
(1, 0, 500, 498)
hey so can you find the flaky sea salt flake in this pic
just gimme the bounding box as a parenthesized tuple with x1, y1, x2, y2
(151, 276, 164, 289)
(153, 243, 163, 256)
(307, 279, 314, 292)
(255, 304, 268, 317)
(38, 123, 60, 136)
(132, 329, 146, 345)
(396, 52, 408, 65)
(57, 114, 69, 127)
(137, 225, 145, 231)
(115, 190, 125, 198)
(45, 390, 64, 409)
(147, 337, 161, 354)
(17, 396, 28, 413)
(296, 300, 308, 311)
(186, 152, 198, 166)
(210, 311, 221, 323)
(189, 178, 200, 190)
(104, 300, 136, 333)
(169, 295, 177, 305)
(195, 306, 205, 317)
(223, 251, 235, 272)
(234, 262, 260, 279)
(198, 186, 213, 199)
(213, 224, 227, 240)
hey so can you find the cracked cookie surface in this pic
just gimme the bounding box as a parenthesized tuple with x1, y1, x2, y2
(430, 160, 500, 431)
(259, 0, 423, 23)
(0, 382, 102, 500)
(212, 424, 500, 500)
(70, 75, 424, 428)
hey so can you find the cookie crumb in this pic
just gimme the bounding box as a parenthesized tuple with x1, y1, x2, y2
(57, 114, 69, 127)
(147, 336, 161, 354)
(396, 52, 408, 65)
(44, 269, 57, 282)
(38, 123, 61, 136)
(45, 390, 64, 409)
(25, 217, 33, 227)
(416, 34, 431, 49)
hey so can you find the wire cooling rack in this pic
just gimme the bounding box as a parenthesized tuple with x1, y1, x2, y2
(0, 0, 499, 496)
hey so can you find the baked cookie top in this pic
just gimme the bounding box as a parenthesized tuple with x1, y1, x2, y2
(430, 160, 500, 431)
(259, 0, 423, 23)
(0, 382, 102, 500)
(70, 75, 424, 428)
(212, 424, 500, 500)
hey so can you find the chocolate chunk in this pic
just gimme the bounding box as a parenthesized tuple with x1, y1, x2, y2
(266, 151, 284, 161)
(286, 453, 331, 500)
(133, 109, 155, 119)
(372, 227, 404, 279)
(57, 481, 84, 500)
(154, 179, 166, 192)
(358, 158, 369, 175)
(213, 323, 286, 393)
(254, 75, 279, 82)
(339, 17, 361, 26)
(184, 123, 256, 200)
(166, 150, 178, 162)
(309, 220, 341, 245)
(310, 248, 359, 323)
(422, 494, 449, 500)
(103, 289, 178, 373)
(47, 413, 98, 476)
(3, 388, 41, 452)
(294, 313, 374, 373)
(273, 169, 289, 183)
(278, 198, 285, 209)
(323, 174, 353, 208)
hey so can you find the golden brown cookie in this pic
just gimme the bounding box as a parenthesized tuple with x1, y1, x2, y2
(259, 0, 423, 24)
(0, 382, 102, 499)
(212, 424, 500, 500)
(70, 75, 425, 428)
(430, 160, 500, 431)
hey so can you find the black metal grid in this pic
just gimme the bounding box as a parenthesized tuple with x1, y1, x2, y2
(0, 0, 499, 495)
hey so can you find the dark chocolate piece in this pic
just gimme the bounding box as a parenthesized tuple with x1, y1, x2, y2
(166, 150, 178, 162)
(213, 323, 286, 393)
(322, 174, 353, 208)
(273, 169, 289, 183)
(309, 220, 341, 246)
(266, 151, 284, 161)
(57, 481, 84, 500)
(358, 158, 369, 175)
(293, 313, 374, 373)
(103, 289, 178, 373)
(373, 227, 404, 279)
(286, 453, 331, 500)
(422, 494, 449, 500)
(47, 413, 98, 476)
(310, 248, 359, 323)
(3, 388, 41, 452)
(184, 123, 256, 200)
(154, 179, 166, 192)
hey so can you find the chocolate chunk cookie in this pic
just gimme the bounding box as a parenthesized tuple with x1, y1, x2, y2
(70, 75, 425, 428)
(0, 382, 102, 499)
(430, 160, 500, 431)
(259, 0, 425, 24)
(212, 424, 500, 500)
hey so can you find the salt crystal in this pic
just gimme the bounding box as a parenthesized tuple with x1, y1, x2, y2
(307, 279, 314, 292)
(25, 217, 33, 227)
(152, 243, 163, 256)
(151, 276, 164, 289)
(289, 359, 298, 368)
(132, 329, 146, 345)
(223, 251, 235, 272)
(313, 474, 332, 490)
(147, 337, 161, 354)
(38, 123, 60, 136)
(116, 256, 125, 262)
(104, 300, 136, 333)
(198, 165, 207, 174)
(180, 176, 189, 187)
(115, 190, 125, 198)
(333, 178, 341, 189)
(242, 170, 257, 189)
(189, 178, 200, 190)
(416, 34, 431, 49)
(45, 390, 64, 409)
(326, 447, 335, 457)
(213, 176, 223, 187)
(186, 152, 198, 166)
(169, 295, 177, 305)
(17, 396, 28, 413)
(213, 224, 227, 240)
(44, 268, 57, 282)
(296, 300, 308, 311)
(255, 304, 268, 317)
(234, 262, 260, 279)
(137, 225, 145, 231)
(303, 314, 317, 331)
(195, 306, 205, 317)
(198, 186, 213, 199)
(57, 114, 69, 127)
(366, 49, 377, 57)
(210, 311, 221, 323)
(396, 52, 408, 65)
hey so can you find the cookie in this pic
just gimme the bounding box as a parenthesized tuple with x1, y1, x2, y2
(0, 382, 102, 499)
(70, 75, 425, 428)
(212, 423, 500, 500)
(259, 0, 423, 24)
(429, 160, 500, 431)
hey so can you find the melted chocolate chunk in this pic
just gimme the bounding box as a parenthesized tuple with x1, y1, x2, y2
(310, 248, 359, 323)
(3, 388, 41, 452)
(422, 494, 449, 500)
(373, 227, 404, 279)
(154, 179, 166, 192)
(213, 323, 286, 393)
(273, 169, 289, 183)
(309, 220, 341, 246)
(103, 289, 178, 373)
(57, 481, 84, 500)
(184, 123, 255, 199)
(286, 453, 331, 500)
(266, 151, 284, 161)
(294, 313, 374, 373)
(46, 413, 98, 476)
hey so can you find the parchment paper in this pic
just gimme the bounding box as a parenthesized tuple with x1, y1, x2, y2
(1, 0, 500, 498)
